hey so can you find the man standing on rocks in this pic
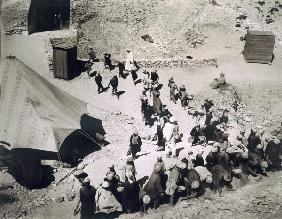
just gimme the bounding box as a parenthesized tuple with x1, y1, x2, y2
(74, 178, 96, 219)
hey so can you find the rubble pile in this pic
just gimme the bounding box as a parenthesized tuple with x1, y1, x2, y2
(137, 58, 218, 69)
(3, 0, 282, 59)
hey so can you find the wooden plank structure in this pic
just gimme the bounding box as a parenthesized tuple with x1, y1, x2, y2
(53, 42, 77, 80)
(243, 30, 275, 64)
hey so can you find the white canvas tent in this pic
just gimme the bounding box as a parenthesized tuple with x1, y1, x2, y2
(0, 57, 106, 187)
(0, 57, 87, 152)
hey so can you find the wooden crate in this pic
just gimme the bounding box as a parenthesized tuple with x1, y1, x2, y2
(53, 42, 77, 80)
(243, 30, 275, 64)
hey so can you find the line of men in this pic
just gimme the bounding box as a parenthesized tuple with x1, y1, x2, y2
(87, 48, 141, 96)
(75, 49, 282, 218)
(74, 123, 282, 218)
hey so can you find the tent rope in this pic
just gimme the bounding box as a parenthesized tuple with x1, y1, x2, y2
(77, 129, 118, 162)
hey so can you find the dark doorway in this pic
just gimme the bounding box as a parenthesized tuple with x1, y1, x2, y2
(28, 0, 70, 35)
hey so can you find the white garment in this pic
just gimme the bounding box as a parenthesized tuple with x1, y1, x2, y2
(125, 51, 136, 71)
(163, 122, 176, 156)
(163, 123, 174, 141)
(194, 166, 212, 182)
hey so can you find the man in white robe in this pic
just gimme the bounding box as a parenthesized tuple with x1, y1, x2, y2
(125, 49, 136, 72)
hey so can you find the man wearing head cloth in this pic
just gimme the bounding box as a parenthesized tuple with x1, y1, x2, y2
(74, 178, 96, 219)
(125, 49, 137, 72)
(128, 131, 142, 159)
(165, 160, 187, 205)
(247, 128, 262, 152)
(163, 117, 178, 157)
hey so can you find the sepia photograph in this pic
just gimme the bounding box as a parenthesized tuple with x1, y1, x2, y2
(0, 0, 282, 218)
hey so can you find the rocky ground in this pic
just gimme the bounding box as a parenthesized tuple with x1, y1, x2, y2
(1, 0, 282, 218)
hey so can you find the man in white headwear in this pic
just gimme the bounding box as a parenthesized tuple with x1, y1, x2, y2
(125, 49, 136, 72)
(163, 117, 177, 157)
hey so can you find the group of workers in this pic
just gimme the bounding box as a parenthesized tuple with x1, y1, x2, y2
(75, 122, 282, 218)
(74, 48, 282, 219)
(86, 48, 140, 96)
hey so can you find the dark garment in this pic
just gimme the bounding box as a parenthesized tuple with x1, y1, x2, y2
(170, 85, 178, 103)
(214, 129, 224, 142)
(108, 177, 121, 202)
(129, 135, 142, 158)
(153, 94, 162, 115)
(144, 172, 164, 200)
(203, 123, 217, 141)
(193, 155, 205, 167)
(104, 54, 112, 68)
(110, 77, 118, 88)
(265, 140, 282, 168)
(151, 72, 159, 82)
(203, 101, 213, 113)
(205, 152, 220, 170)
(95, 75, 103, 92)
(95, 75, 102, 84)
(219, 152, 232, 172)
(248, 151, 263, 167)
(122, 180, 140, 213)
(190, 127, 204, 145)
(179, 89, 188, 107)
(210, 164, 230, 193)
(156, 125, 164, 147)
(247, 134, 261, 152)
(184, 169, 202, 197)
(131, 71, 138, 81)
(80, 186, 96, 219)
(109, 77, 118, 94)
(205, 112, 213, 125)
(118, 62, 125, 77)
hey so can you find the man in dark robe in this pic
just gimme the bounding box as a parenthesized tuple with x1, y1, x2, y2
(122, 171, 140, 213)
(152, 88, 162, 116)
(128, 131, 142, 159)
(265, 138, 282, 170)
(190, 125, 205, 146)
(143, 163, 165, 209)
(95, 73, 104, 94)
(153, 123, 165, 151)
(74, 178, 96, 219)
(178, 85, 189, 109)
(183, 168, 202, 199)
(210, 164, 232, 195)
(108, 75, 119, 95)
(247, 129, 261, 152)
(192, 152, 205, 167)
(118, 61, 126, 78)
(151, 70, 159, 85)
(205, 147, 220, 170)
(104, 53, 112, 69)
